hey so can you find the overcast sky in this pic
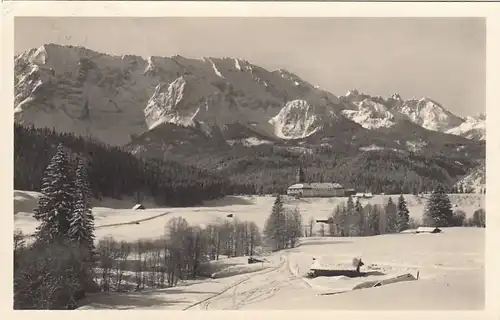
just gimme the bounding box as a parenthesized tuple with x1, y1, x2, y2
(15, 17, 485, 117)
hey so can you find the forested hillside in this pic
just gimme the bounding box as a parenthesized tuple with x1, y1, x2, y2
(130, 139, 480, 195)
(14, 124, 231, 206)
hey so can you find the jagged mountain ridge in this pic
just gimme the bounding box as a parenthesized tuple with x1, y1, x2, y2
(15, 44, 347, 145)
(338, 90, 484, 139)
(15, 43, 484, 149)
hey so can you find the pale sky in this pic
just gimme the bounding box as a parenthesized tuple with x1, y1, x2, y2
(15, 17, 485, 117)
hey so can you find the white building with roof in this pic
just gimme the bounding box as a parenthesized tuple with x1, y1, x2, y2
(287, 182, 345, 198)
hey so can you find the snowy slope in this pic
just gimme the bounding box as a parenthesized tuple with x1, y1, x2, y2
(454, 163, 486, 193)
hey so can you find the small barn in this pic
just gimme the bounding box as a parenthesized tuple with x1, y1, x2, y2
(316, 217, 334, 224)
(132, 204, 145, 210)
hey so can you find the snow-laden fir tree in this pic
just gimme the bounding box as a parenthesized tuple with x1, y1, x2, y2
(385, 197, 398, 233)
(396, 194, 410, 232)
(69, 157, 96, 251)
(423, 185, 453, 227)
(263, 194, 285, 251)
(33, 143, 76, 244)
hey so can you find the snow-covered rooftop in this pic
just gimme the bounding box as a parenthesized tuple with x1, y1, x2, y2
(288, 182, 344, 190)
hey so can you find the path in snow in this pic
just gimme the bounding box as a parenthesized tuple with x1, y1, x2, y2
(187, 255, 313, 310)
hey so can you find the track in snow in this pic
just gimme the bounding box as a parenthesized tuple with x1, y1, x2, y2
(23, 211, 171, 239)
(94, 211, 171, 229)
(184, 255, 311, 310)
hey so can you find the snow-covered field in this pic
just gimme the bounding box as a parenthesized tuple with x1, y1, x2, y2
(14, 190, 485, 241)
(76, 229, 483, 310)
(14, 190, 485, 310)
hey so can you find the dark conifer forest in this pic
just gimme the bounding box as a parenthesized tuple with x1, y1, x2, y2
(131, 139, 482, 196)
(15, 122, 483, 201)
(14, 123, 231, 206)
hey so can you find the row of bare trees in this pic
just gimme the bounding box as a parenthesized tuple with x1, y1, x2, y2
(94, 216, 262, 292)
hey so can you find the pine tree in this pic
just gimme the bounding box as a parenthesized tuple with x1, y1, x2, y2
(385, 197, 398, 233)
(423, 185, 453, 227)
(396, 194, 410, 232)
(367, 204, 380, 236)
(33, 144, 76, 244)
(345, 196, 355, 236)
(354, 197, 364, 236)
(284, 206, 303, 248)
(69, 158, 96, 251)
(263, 194, 286, 251)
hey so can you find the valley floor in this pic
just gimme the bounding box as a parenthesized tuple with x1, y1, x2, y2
(14, 190, 485, 310)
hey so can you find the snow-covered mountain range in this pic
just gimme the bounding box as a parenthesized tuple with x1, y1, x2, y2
(14, 44, 485, 148)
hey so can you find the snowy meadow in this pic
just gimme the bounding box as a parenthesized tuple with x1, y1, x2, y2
(14, 189, 485, 310)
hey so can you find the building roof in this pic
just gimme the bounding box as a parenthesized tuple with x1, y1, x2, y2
(288, 182, 344, 189)
(288, 183, 309, 189)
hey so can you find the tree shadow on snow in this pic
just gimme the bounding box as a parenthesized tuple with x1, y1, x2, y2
(202, 196, 254, 207)
(80, 292, 187, 309)
(362, 270, 387, 276)
(160, 288, 220, 295)
(295, 239, 352, 248)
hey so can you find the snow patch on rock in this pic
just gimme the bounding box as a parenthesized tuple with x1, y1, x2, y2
(269, 100, 337, 139)
(341, 99, 396, 129)
(446, 115, 485, 140)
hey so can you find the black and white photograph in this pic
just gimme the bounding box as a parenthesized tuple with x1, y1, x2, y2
(7, 3, 496, 312)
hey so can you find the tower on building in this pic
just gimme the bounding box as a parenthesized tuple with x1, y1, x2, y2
(296, 166, 306, 183)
